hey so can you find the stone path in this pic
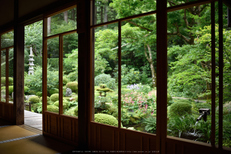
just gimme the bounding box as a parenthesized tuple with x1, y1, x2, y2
(24, 110, 42, 130)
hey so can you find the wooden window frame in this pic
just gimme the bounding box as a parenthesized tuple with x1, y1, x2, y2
(42, 5, 78, 116)
(0, 30, 14, 104)
(89, 0, 229, 151)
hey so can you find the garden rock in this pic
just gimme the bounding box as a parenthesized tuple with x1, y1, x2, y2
(66, 88, 72, 96)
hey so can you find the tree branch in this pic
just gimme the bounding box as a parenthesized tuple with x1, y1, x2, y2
(127, 20, 153, 32)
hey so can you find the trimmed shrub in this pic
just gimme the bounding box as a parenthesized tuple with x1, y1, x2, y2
(63, 76, 69, 85)
(1, 77, 13, 85)
(48, 88, 59, 96)
(36, 92, 42, 97)
(9, 77, 13, 85)
(169, 101, 192, 117)
(39, 96, 50, 102)
(64, 106, 78, 116)
(50, 93, 59, 102)
(9, 86, 14, 95)
(47, 105, 59, 113)
(54, 99, 69, 109)
(94, 74, 116, 89)
(1, 77, 6, 85)
(74, 106, 78, 116)
(66, 82, 78, 93)
(24, 86, 29, 94)
(94, 113, 118, 127)
(29, 96, 40, 104)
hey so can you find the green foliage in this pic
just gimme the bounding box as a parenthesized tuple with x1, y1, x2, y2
(94, 74, 116, 89)
(63, 76, 69, 85)
(223, 102, 231, 115)
(195, 120, 211, 143)
(143, 116, 156, 133)
(47, 105, 59, 113)
(29, 96, 40, 104)
(94, 113, 118, 127)
(39, 96, 50, 102)
(8, 86, 14, 95)
(54, 99, 70, 109)
(1, 77, 13, 86)
(167, 115, 196, 138)
(24, 86, 29, 94)
(169, 101, 192, 117)
(64, 106, 78, 117)
(74, 106, 78, 116)
(223, 114, 231, 147)
(24, 65, 59, 95)
(50, 93, 59, 102)
(31, 102, 42, 113)
(48, 88, 59, 96)
(36, 92, 42, 97)
(192, 102, 211, 113)
(66, 82, 78, 93)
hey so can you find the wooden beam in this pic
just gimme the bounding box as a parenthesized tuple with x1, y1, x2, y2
(13, 0, 24, 125)
(78, 0, 91, 150)
(156, 0, 167, 153)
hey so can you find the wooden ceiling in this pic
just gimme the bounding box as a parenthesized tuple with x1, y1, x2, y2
(0, 0, 60, 31)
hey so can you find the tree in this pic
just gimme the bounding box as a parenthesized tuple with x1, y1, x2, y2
(168, 25, 231, 100)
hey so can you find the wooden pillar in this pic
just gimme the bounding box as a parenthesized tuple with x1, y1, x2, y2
(156, 0, 167, 153)
(13, 0, 24, 125)
(78, 0, 91, 150)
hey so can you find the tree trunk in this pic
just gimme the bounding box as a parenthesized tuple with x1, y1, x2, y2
(64, 11, 68, 23)
(104, 4, 108, 28)
(144, 44, 156, 87)
(47, 17, 51, 35)
(101, 6, 103, 23)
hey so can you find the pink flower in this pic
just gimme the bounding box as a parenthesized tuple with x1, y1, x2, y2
(145, 104, 148, 109)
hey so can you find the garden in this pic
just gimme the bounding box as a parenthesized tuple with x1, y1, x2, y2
(1, 0, 231, 148)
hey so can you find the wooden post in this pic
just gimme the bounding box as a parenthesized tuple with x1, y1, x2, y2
(13, 0, 24, 125)
(78, 0, 91, 150)
(156, 0, 167, 153)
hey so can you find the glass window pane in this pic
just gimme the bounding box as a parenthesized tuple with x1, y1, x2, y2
(94, 0, 156, 25)
(167, 0, 200, 7)
(8, 48, 14, 104)
(94, 23, 119, 127)
(1, 31, 14, 49)
(47, 37, 59, 113)
(24, 21, 43, 112)
(1, 50, 6, 102)
(167, 4, 212, 143)
(222, 3, 231, 149)
(121, 15, 156, 133)
(48, 7, 77, 36)
(63, 33, 78, 117)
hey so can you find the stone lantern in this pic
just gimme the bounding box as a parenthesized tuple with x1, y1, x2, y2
(28, 47, 34, 75)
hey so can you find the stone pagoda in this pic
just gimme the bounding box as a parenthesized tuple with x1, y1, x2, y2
(28, 47, 35, 75)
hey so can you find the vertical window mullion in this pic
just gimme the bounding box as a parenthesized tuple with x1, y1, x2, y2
(6, 48, 9, 103)
(43, 17, 48, 113)
(0, 37, 1, 100)
(218, 0, 223, 149)
(118, 21, 122, 128)
(59, 35, 63, 115)
(211, 1, 216, 147)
